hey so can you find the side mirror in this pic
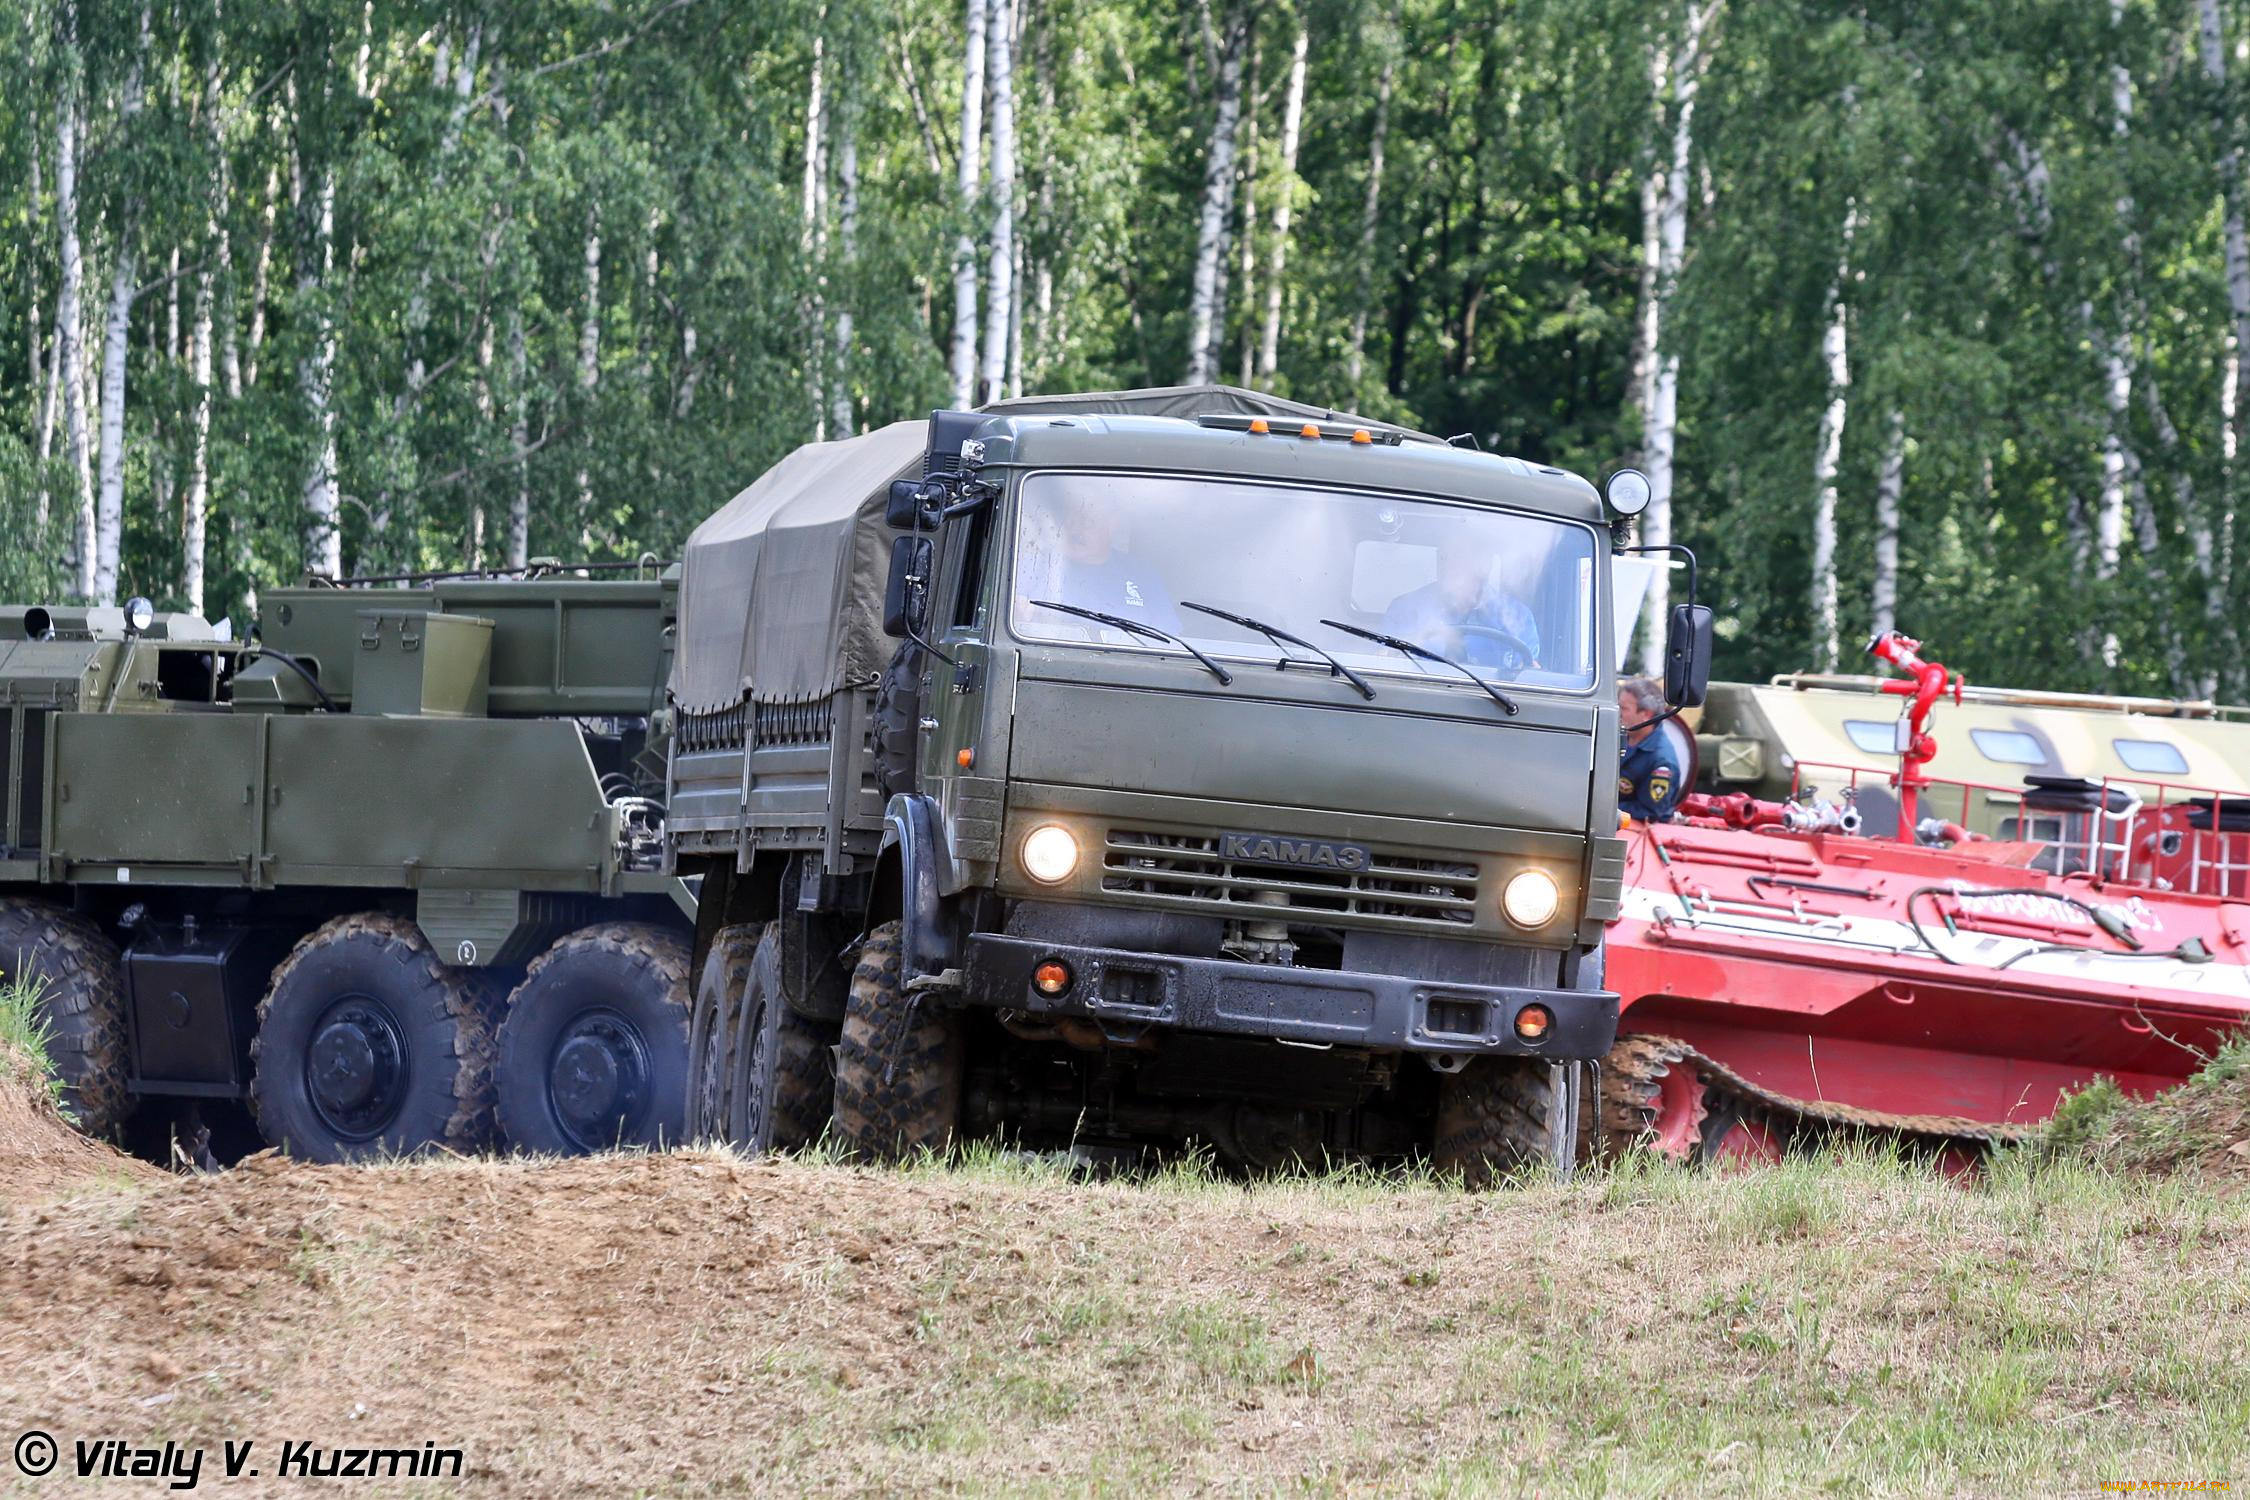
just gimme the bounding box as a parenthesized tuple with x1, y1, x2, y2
(883, 535, 933, 639)
(1663, 603, 1714, 709)
(887, 478, 934, 530)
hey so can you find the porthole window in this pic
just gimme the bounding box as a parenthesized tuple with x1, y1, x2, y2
(1970, 728, 2046, 766)
(2113, 738, 2188, 777)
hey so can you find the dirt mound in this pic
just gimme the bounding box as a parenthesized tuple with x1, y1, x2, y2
(2044, 1034, 2250, 1178)
(0, 1041, 155, 1200)
(3, 1147, 2248, 1491)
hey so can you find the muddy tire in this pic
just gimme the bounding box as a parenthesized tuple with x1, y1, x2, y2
(495, 923, 692, 1155)
(249, 913, 493, 1163)
(729, 925, 840, 1154)
(831, 921, 961, 1162)
(0, 900, 130, 1139)
(1433, 1057, 1568, 1189)
(687, 926, 757, 1143)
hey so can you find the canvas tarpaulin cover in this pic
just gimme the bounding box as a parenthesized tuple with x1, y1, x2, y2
(667, 386, 1434, 712)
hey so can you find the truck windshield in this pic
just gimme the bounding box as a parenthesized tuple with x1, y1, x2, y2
(1008, 471, 1601, 693)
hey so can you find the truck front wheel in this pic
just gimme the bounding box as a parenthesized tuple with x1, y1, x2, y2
(249, 913, 493, 1163)
(0, 900, 130, 1139)
(494, 923, 692, 1155)
(831, 921, 961, 1162)
(729, 926, 841, 1154)
(1433, 1056, 1578, 1189)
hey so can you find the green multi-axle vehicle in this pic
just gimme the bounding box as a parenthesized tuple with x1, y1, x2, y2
(0, 572, 695, 1163)
(14, 385, 1706, 1179)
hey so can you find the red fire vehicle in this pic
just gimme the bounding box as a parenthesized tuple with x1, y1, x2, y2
(1599, 632, 2250, 1162)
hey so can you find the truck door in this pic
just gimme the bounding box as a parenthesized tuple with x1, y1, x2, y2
(917, 495, 1002, 877)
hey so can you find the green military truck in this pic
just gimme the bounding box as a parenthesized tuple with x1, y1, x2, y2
(671, 386, 1708, 1178)
(2, 571, 696, 1163)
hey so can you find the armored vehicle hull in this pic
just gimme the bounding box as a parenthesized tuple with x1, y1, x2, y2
(5, 571, 696, 1163)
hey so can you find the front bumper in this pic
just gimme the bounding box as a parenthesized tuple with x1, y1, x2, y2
(961, 934, 1619, 1059)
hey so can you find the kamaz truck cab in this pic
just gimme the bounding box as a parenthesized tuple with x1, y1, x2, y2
(669, 385, 1707, 1180)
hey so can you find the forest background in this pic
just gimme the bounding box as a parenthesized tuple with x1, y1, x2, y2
(5, 0, 2248, 691)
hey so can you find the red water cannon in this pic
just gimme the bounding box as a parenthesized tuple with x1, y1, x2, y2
(1866, 630, 1964, 838)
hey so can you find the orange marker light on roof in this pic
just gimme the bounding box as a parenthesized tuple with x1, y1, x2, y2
(1300, 423, 1322, 439)
(1350, 428, 1373, 445)
(1248, 418, 1269, 434)
(957, 747, 975, 769)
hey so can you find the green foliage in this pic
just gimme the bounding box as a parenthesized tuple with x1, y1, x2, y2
(0, 968, 64, 1108)
(2, 0, 2248, 694)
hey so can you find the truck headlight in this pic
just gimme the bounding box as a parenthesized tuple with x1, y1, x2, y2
(1021, 825, 1080, 884)
(1502, 869, 1560, 929)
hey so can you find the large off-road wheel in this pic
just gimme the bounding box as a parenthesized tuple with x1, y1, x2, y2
(0, 900, 130, 1139)
(686, 926, 756, 1142)
(249, 913, 493, 1163)
(1433, 1057, 1575, 1189)
(870, 645, 924, 801)
(494, 923, 692, 1155)
(728, 925, 841, 1154)
(831, 921, 962, 1162)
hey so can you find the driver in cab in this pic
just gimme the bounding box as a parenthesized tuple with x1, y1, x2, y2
(1381, 548, 1539, 672)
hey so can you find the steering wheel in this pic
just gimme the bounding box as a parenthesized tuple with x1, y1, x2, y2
(1456, 624, 1535, 679)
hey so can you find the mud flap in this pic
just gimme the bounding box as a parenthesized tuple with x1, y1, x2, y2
(1548, 1061, 1585, 1179)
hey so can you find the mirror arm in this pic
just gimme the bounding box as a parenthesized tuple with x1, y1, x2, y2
(1612, 542, 1700, 606)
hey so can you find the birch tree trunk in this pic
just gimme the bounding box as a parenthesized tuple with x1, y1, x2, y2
(1635, 0, 1719, 675)
(1344, 56, 1392, 391)
(2094, 0, 2139, 668)
(980, 0, 1016, 405)
(1231, 29, 1258, 387)
(949, 0, 988, 407)
(579, 202, 602, 511)
(507, 310, 529, 569)
(1808, 205, 1856, 672)
(298, 112, 342, 580)
(1870, 410, 1904, 639)
(801, 25, 827, 437)
(94, 5, 152, 606)
(186, 266, 213, 616)
(1255, 19, 1310, 384)
(1183, 12, 1245, 386)
(832, 115, 859, 436)
(2197, 0, 2249, 689)
(53, 87, 91, 558)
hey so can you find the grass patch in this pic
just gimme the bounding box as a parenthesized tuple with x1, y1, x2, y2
(0, 969, 63, 1108)
(2038, 1031, 2250, 1175)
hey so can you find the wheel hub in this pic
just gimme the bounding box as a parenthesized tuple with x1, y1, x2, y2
(307, 997, 407, 1141)
(549, 1009, 651, 1151)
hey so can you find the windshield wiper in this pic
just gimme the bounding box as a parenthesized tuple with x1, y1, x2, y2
(1029, 600, 1234, 685)
(1179, 601, 1376, 700)
(1318, 620, 1519, 716)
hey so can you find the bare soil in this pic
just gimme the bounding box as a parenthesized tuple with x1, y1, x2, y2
(2, 1056, 2247, 1495)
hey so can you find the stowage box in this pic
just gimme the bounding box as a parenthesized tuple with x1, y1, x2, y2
(353, 611, 494, 719)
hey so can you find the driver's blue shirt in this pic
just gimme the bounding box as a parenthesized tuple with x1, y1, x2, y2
(1380, 584, 1539, 668)
(1619, 727, 1685, 822)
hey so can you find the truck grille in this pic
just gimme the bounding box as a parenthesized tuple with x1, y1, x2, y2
(1100, 830, 1478, 927)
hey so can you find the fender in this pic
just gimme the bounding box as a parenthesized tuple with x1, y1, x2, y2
(875, 793, 960, 981)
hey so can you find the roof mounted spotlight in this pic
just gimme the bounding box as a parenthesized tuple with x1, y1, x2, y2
(1604, 468, 1654, 519)
(123, 596, 156, 638)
